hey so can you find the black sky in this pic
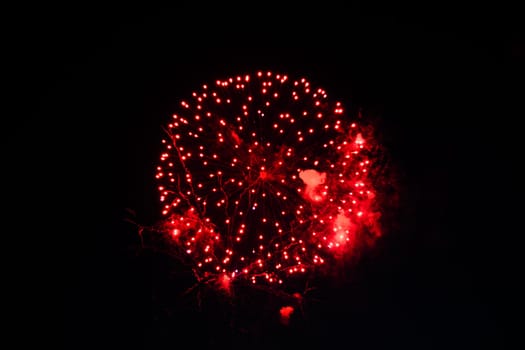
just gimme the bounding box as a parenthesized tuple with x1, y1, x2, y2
(5, 3, 522, 349)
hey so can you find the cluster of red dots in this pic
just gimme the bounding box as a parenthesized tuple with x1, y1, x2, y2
(155, 71, 380, 288)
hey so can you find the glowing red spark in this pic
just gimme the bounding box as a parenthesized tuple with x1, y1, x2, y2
(279, 306, 295, 326)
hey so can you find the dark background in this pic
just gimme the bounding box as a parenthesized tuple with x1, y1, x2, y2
(5, 2, 522, 349)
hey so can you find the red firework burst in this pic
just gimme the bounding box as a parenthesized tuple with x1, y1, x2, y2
(155, 71, 383, 293)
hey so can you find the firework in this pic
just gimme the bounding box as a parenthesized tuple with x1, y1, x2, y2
(155, 71, 382, 292)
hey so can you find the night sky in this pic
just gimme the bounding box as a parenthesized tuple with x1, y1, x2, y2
(5, 3, 522, 349)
